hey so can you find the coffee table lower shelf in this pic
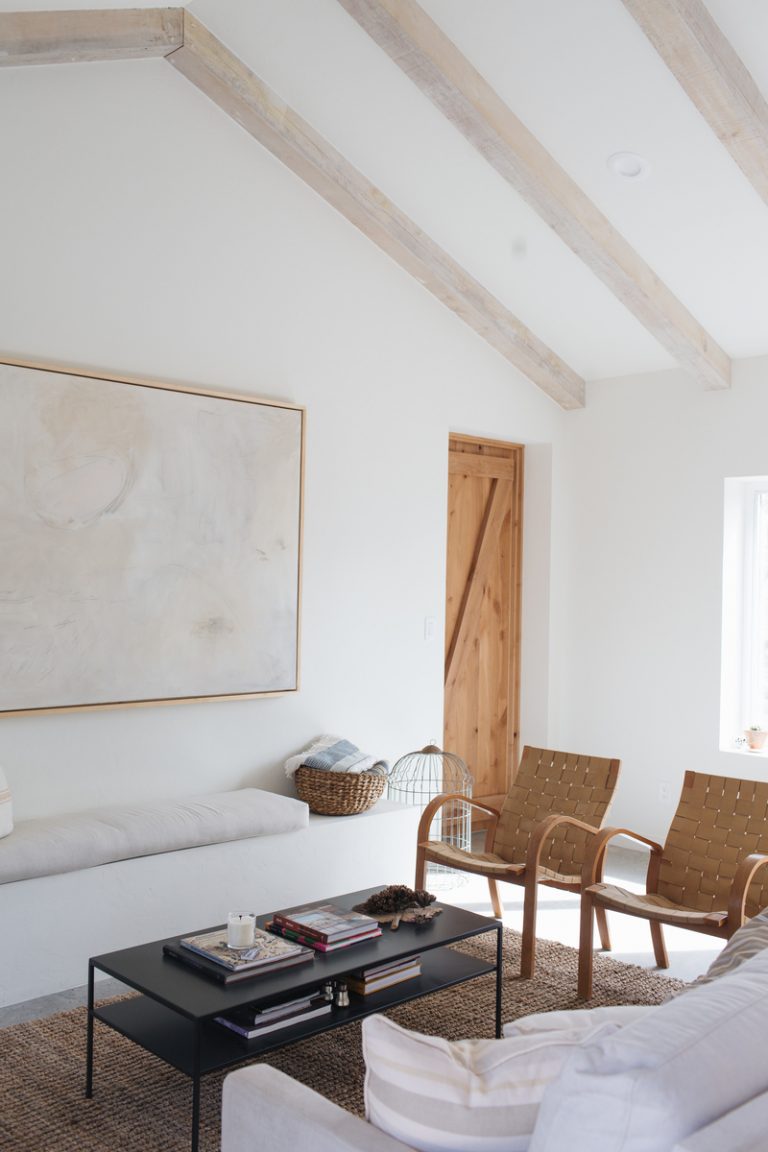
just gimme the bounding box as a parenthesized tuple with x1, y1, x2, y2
(93, 946, 495, 1077)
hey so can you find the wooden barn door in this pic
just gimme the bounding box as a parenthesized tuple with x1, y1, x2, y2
(444, 435, 523, 811)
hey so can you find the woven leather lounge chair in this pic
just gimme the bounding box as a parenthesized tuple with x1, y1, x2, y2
(578, 770, 768, 998)
(415, 746, 621, 978)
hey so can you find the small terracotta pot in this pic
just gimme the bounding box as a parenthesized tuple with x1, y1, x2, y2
(745, 730, 767, 751)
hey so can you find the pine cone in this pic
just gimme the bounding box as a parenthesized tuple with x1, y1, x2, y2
(358, 884, 435, 914)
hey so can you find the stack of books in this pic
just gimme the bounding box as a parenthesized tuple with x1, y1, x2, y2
(162, 926, 314, 984)
(267, 902, 382, 952)
(214, 990, 332, 1041)
(345, 955, 422, 996)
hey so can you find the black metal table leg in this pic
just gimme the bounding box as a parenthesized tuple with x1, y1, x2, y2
(191, 1023, 201, 1152)
(85, 961, 95, 1098)
(495, 924, 503, 1038)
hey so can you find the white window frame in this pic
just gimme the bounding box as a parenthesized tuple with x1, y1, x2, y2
(721, 476, 768, 748)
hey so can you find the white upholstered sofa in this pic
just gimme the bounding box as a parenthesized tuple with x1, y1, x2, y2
(221, 925, 768, 1152)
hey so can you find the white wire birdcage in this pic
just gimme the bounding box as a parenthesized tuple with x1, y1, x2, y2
(387, 743, 473, 889)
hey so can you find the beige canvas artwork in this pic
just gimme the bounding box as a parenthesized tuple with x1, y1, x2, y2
(0, 361, 303, 712)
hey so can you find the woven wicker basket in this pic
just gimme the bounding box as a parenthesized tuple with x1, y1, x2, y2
(294, 765, 386, 816)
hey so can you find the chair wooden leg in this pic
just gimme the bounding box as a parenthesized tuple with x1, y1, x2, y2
(650, 921, 669, 968)
(595, 905, 611, 952)
(415, 845, 427, 891)
(578, 892, 596, 1000)
(488, 878, 504, 920)
(520, 875, 538, 979)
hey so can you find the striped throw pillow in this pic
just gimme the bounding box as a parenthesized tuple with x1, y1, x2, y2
(0, 766, 12, 839)
(688, 906, 768, 988)
(362, 1014, 620, 1152)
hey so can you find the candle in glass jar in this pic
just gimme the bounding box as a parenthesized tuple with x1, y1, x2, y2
(227, 911, 256, 949)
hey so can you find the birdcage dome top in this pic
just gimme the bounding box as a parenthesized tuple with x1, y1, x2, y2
(389, 744, 472, 789)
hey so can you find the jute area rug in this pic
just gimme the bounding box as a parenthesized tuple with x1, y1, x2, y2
(1, 929, 684, 1152)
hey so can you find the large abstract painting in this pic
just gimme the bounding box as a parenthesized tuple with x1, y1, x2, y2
(0, 361, 304, 713)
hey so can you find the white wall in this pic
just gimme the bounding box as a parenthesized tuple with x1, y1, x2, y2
(550, 358, 768, 842)
(0, 59, 563, 820)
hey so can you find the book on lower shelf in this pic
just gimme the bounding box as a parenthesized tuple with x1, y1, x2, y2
(252, 990, 321, 1021)
(271, 902, 381, 943)
(162, 929, 314, 984)
(267, 920, 381, 951)
(214, 994, 332, 1040)
(345, 955, 422, 996)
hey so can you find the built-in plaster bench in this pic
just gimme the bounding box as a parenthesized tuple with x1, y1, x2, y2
(0, 788, 420, 1008)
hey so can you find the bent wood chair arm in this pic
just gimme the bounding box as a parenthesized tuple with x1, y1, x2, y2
(514, 813, 606, 982)
(582, 826, 664, 889)
(723, 852, 768, 932)
(525, 812, 606, 876)
(415, 792, 501, 850)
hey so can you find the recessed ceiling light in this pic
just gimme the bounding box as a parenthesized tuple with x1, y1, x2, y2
(607, 151, 651, 181)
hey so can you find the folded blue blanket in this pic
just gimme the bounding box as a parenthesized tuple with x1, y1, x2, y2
(285, 735, 389, 777)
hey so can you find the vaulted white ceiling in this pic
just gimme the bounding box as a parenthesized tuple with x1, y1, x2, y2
(3, 0, 768, 408)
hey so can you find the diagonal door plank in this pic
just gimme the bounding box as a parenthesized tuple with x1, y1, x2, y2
(445, 476, 511, 691)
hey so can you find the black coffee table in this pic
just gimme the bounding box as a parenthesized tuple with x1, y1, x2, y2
(86, 887, 503, 1152)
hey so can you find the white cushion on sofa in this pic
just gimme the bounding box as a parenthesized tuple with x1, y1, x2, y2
(362, 1012, 621, 1152)
(530, 947, 768, 1152)
(0, 788, 308, 884)
(503, 1005, 653, 1039)
(0, 767, 12, 839)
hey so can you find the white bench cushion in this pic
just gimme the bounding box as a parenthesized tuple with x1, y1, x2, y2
(0, 788, 308, 884)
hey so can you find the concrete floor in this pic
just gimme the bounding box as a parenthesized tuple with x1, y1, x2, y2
(0, 843, 722, 1030)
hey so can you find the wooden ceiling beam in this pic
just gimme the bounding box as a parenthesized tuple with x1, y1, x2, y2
(167, 14, 585, 409)
(337, 0, 731, 391)
(0, 9, 184, 66)
(622, 0, 768, 210)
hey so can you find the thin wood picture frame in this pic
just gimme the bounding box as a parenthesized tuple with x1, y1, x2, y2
(0, 358, 304, 715)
